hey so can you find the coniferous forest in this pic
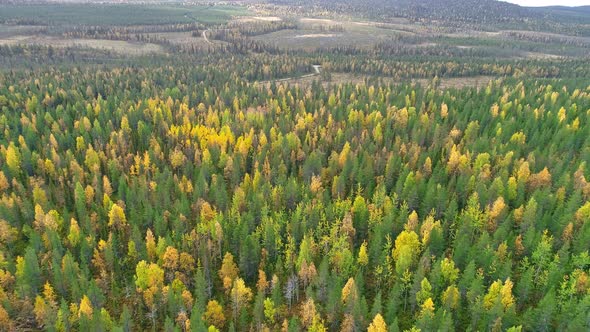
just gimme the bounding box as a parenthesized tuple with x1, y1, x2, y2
(0, 1, 589, 332)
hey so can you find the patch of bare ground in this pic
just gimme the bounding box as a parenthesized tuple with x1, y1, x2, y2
(300, 18, 338, 25)
(416, 42, 438, 47)
(252, 16, 282, 22)
(0, 35, 165, 55)
(294, 34, 342, 38)
(521, 51, 564, 60)
(236, 16, 282, 23)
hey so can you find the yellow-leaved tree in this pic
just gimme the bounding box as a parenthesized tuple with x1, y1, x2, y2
(108, 203, 127, 230)
(230, 278, 252, 320)
(392, 230, 420, 274)
(135, 260, 164, 307)
(368, 313, 387, 332)
(203, 300, 225, 329)
(357, 241, 369, 267)
(79, 295, 93, 318)
(219, 252, 239, 292)
(6, 143, 21, 176)
(483, 278, 515, 312)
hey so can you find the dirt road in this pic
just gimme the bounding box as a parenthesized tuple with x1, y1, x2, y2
(202, 29, 213, 44)
(256, 65, 322, 85)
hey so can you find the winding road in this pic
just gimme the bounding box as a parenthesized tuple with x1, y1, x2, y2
(187, 14, 321, 85)
(183, 13, 213, 45)
(202, 29, 213, 45)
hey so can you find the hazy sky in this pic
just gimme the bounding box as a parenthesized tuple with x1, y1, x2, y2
(505, 0, 590, 6)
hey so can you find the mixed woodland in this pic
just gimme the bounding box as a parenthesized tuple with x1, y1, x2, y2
(0, 1, 589, 332)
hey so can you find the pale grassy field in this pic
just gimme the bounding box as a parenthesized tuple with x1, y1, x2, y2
(0, 35, 164, 55)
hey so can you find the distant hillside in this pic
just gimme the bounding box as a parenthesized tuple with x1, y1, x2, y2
(539, 5, 590, 14)
(530, 5, 590, 24)
(270, 0, 533, 23)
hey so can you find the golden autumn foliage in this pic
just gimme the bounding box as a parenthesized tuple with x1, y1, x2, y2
(0, 46, 589, 332)
(219, 252, 239, 292)
(300, 297, 318, 328)
(487, 196, 507, 231)
(341, 277, 358, 304)
(135, 260, 164, 307)
(108, 203, 127, 229)
(203, 300, 225, 329)
(34, 295, 49, 327)
(0, 172, 8, 193)
(256, 269, 269, 293)
(392, 230, 421, 274)
(440, 103, 449, 118)
(575, 201, 590, 223)
(528, 167, 552, 190)
(79, 295, 93, 318)
(0, 305, 11, 330)
(146, 229, 157, 262)
(420, 214, 441, 245)
(5, 143, 21, 176)
(162, 246, 179, 271)
(405, 210, 419, 232)
(419, 298, 435, 318)
(230, 278, 253, 314)
(357, 241, 369, 266)
(368, 313, 387, 332)
(447, 145, 470, 174)
(483, 279, 515, 312)
(67, 219, 81, 247)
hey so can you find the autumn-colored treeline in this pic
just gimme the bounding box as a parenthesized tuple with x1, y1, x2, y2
(0, 62, 589, 332)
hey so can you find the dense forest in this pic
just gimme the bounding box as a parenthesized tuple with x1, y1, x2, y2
(0, 1, 589, 332)
(0, 62, 589, 331)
